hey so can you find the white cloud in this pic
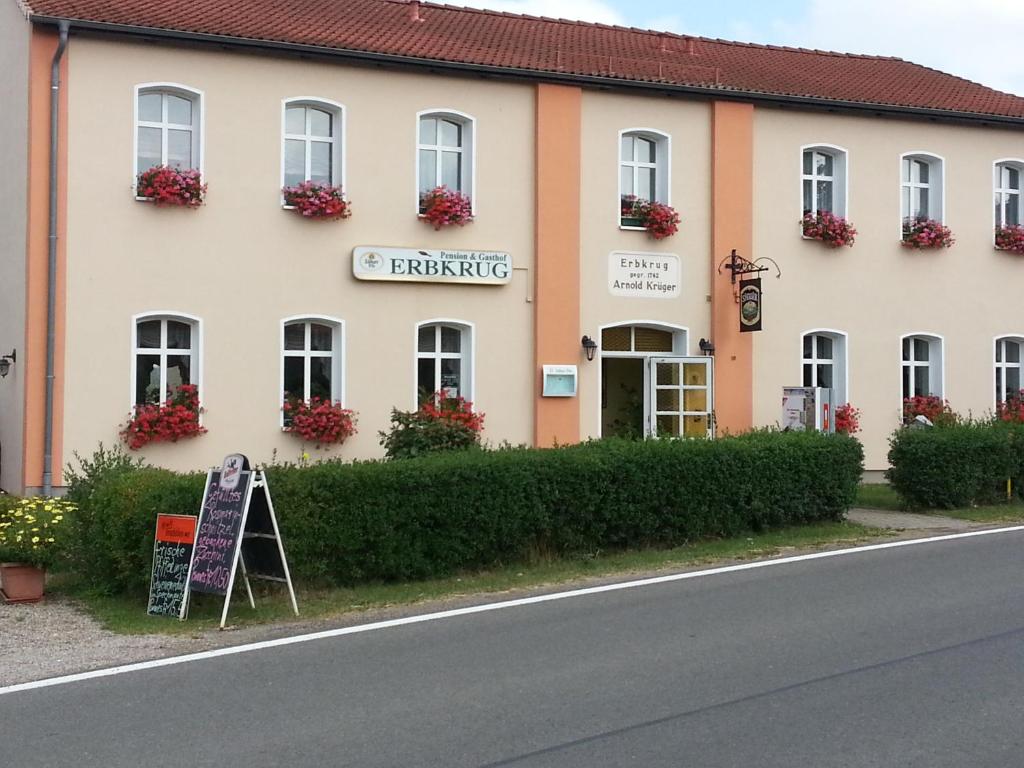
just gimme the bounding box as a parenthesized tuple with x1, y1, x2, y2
(752, 0, 1024, 96)
(450, 0, 626, 25)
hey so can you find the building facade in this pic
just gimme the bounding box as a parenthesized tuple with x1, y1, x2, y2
(1, 0, 1023, 494)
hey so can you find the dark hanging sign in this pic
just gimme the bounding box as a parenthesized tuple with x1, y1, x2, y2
(739, 278, 763, 333)
(147, 514, 197, 617)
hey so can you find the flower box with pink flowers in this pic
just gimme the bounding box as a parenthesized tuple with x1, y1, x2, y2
(995, 224, 1024, 254)
(620, 195, 680, 240)
(282, 181, 351, 220)
(801, 211, 857, 248)
(136, 166, 206, 208)
(419, 186, 473, 229)
(901, 217, 955, 249)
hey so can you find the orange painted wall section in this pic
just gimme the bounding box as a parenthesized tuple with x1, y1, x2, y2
(710, 101, 754, 435)
(23, 27, 67, 490)
(534, 84, 582, 447)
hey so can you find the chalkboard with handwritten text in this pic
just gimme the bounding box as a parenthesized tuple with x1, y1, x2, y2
(187, 470, 252, 596)
(147, 514, 198, 617)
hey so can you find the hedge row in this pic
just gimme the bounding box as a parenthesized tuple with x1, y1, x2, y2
(887, 423, 1024, 509)
(66, 432, 863, 594)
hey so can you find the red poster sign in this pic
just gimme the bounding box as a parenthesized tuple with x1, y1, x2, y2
(156, 514, 197, 545)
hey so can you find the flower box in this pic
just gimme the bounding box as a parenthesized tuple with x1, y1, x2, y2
(282, 182, 351, 220)
(136, 166, 206, 207)
(620, 196, 680, 240)
(995, 224, 1024, 254)
(801, 211, 857, 248)
(901, 217, 954, 249)
(121, 384, 206, 450)
(420, 186, 473, 229)
(283, 397, 358, 447)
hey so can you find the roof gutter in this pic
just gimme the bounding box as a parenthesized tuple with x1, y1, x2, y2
(30, 16, 1024, 129)
(43, 19, 69, 496)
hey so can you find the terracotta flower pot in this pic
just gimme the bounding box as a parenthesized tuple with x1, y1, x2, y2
(0, 562, 46, 603)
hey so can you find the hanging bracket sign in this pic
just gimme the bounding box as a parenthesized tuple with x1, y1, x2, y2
(352, 246, 512, 285)
(739, 278, 763, 333)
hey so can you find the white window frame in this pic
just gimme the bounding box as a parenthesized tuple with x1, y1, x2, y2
(617, 128, 671, 229)
(129, 311, 203, 411)
(415, 109, 476, 215)
(994, 334, 1024, 408)
(132, 83, 204, 191)
(800, 329, 849, 405)
(900, 332, 944, 403)
(993, 158, 1024, 231)
(280, 315, 345, 426)
(899, 152, 945, 231)
(413, 319, 475, 408)
(800, 144, 848, 220)
(280, 97, 346, 198)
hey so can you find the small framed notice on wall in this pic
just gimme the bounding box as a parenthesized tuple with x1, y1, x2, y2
(542, 365, 578, 397)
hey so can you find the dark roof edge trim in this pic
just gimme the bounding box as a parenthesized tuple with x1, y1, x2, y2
(31, 15, 1024, 128)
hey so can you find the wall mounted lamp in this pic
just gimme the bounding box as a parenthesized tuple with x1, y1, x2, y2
(0, 349, 16, 378)
(698, 338, 715, 356)
(581, 335, 598, 361)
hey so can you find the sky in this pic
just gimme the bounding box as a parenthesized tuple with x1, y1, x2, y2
(452, 0, 1024, 97)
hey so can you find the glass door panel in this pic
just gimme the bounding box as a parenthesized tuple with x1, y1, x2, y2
(648, 357, 713, 438)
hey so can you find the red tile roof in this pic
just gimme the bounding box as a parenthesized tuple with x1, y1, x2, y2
(20, 0, 1024, 120)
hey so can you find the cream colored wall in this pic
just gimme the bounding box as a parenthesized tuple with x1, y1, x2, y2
(63, 39, 535, 471)
(753, 108, 1024, 469)
(0, 0, 29, 492)
(579, 92, 712, 439)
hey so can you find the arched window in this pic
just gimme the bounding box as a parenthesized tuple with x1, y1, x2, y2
(416, 321, 473, 404)
(901, 334, 943, 399)
(619, 129, 670, 226)
(994, 161, 1022, 228)
(995, 336, 1023, 404)
(901, 153, 944, 223)
(283, 99, 344, 188)
(282, 317, 344, 410)
(801, 145, 847, 217)
(801, 331, 848, 405)
(417, 111, 474, 211)
(132, 314, 200, 406)
(135, 84, 202, 177)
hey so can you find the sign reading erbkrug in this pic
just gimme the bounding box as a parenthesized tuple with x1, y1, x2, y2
(353, 246, 512, 285)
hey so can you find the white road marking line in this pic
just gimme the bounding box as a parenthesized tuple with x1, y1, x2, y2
(3, 524, 1023, 696)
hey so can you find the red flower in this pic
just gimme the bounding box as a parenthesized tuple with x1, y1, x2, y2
(283, 397, 358, 447)
(834, 403, 861, 434)
(418, 392, 485, 432)
(901, 217, 954, 249)
(902, 395, 956, 425)
(420, 186, 473, 229)
(801, 211, 857, 248)
(282, 182, 351, 220)
(120, 384, 206, 450)
(996, 389, 1024, 423)
(995, 225, 1024, 255)
(136, 166, 206, 207)
(620, 196, 680, 239)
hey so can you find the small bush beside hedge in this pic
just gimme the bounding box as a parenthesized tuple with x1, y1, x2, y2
(886, 423, 1023, 509)
(67, 432, 862, 594)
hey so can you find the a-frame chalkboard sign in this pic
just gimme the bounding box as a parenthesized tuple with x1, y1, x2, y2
(179, 454, 299, 628)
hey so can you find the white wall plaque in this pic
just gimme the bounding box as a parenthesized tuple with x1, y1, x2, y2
(353, 246, 512, 285)
(608, 251, 680, 299)
(542, 365, 578, 397)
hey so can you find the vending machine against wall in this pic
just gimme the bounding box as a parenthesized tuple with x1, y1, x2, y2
(781, 387, 835, 433)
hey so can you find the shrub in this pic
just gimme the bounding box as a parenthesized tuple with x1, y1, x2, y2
(379, 393, 485, 459)
(0, 497, 75, 569)
(887, 422, 1023, 509)
(801, 210, 857, 248)
(69, 431, 862, 593)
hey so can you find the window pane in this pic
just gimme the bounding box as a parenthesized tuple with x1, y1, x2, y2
(285, 140, 306, 186)
(440, 326, 460, 353)
(637, 137, 655, 163)
(816, 152, 833, 176)
(917, 187, 929, 219)
(166, 321, 191, 350)
(802, 179, 813, 213)
(816, 336, 833, 359)
(309, 357, 332, 401)
(656, 388, 679, 412)
(803, 335, 813, 358)
(310, 141, 332, 184)
(902, 366, 910, 399)
(817, 364, 833, 389)
(137, 126, 162, 172)
(601, 326, 631, 352)
(1008, 193, 1020, 226)
(816, 180, 833, 213)
(914, 338, 929, 361)
(996, 192, 1004, 227)
(439, 119, 461, 148)
(167, 129, 192, 169)
(417, 358, 435, 397)
(137, 320, 161, 348)
(285, 106, 305, 135)
(441, 151, 461, 190)
(418, 326, 435, 353)
(440, 358, 461, 397)
(138, 92, 162, 122)
(914, 365, 929, 396)
(165, 355, 191, 392)
(1008, 167, 1021, 190)
(309, 108, 332, 138)
(996, 341, 1003, 363)
(419, 150, 437, 193)
(166, 95, 192, 126)
(656, 414, 680, 437)
(310, 323, 332, 351)
(802, 151, 813, 175)
(136, 354, 161, 405)
(1007, 341, 1021, 363)
(656, 363, 680, 386)
(283, 357, 305, 400)
(902, 337, 911, 360)
(284, 323, 305, 351)
(803, 363, 813, 387)
(634, 328, 672, 352)
(620, 166, 634, 198)
(419, 117, 437, 145)
(638, 167, 655, 201)
(917, 161, 929, 184)
(996, 369, 1003, 402)
(901, 186, 911, 220)
(1008, 367, 1021, 396)
(621, 135, 634, 161)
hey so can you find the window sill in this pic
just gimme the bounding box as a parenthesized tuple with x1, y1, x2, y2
(619, 225, 647, 232)
(135, 195, 153, 202)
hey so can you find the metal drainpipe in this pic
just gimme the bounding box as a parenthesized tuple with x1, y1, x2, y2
(43, 20, 69, 496)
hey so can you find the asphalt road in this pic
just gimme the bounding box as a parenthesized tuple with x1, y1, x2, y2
(3, 530, 1024, 767)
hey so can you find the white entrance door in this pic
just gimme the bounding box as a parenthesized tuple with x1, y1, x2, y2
(648, 357, 714, 438)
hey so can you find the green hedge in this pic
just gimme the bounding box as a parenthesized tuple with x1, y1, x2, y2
(886, 423, 1023, 509)
(67, 432, 863, 594)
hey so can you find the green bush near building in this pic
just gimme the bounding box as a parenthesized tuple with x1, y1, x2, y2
(65, 431, 863, 595)
(886, 423, 1023, 509)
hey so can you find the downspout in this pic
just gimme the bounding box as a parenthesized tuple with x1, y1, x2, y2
(43, 20, 69, 496)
